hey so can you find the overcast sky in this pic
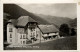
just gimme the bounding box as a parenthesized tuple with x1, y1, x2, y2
(18, 3, 77, 19)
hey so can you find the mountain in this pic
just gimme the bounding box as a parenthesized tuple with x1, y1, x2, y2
(4, 4, 75, 27)
(35, 14, 73, 28)
(3, 4, 50, 25)
(69, 18, 77, 28)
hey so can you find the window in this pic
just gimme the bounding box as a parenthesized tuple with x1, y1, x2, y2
(23, 35, 25, 39)
(23, 41, 25, 44)
(10, 39, 12, 42)
(30, 34, 32, 37)
(10, 34, 12, 38)
(36, 34, 38, 37)
(9, 28, 13, 32)
(20, 35, 22, 39)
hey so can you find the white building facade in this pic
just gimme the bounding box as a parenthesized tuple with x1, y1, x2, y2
(7, 16, 42, 45)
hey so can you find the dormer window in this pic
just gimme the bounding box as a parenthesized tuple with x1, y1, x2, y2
(9, 28, 13, 32)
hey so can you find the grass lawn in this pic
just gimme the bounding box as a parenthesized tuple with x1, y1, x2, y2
(4, 36, 77, 50)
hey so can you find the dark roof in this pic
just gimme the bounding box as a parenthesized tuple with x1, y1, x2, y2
(8, 16, 37, 27)
(38, 25, 59, 34)
(17, 16, 36, 26)
(8, 19, 17, 26)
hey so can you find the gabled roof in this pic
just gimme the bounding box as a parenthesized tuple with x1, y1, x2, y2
(8, 19, 17, 26)
(38, 25, 59, 34)
(8, 16, 37, 27)
(17, 16, 36, 26)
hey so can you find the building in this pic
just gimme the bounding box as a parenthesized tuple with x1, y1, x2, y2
(7, 16, 59, 45)
(7, 16, 38, 45)
(38, 25, 59, 40)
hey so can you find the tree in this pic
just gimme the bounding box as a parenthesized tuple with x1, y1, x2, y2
(59, 24, 70, 37)
(71, 28, 76, 36)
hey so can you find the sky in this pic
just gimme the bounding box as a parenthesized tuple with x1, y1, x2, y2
(18, 3, 77, 19)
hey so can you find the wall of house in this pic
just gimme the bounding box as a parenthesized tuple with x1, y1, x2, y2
(7, 23, 17, 44)
(14, 27, 18, 44)
(27, 26, 43, 41)
(40, 32, 60, 40)
(27, 27, 36, 40)
(49, 33, 56, 36)
(56, 32, 60, 38)
(36, 27, 44, 41)
(27, 27, 31, 40)
(17, 28, 27, 45)
(17, 33, 27, 45)
(36, 27, 40, 40)
(48, 32, 60, 38)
